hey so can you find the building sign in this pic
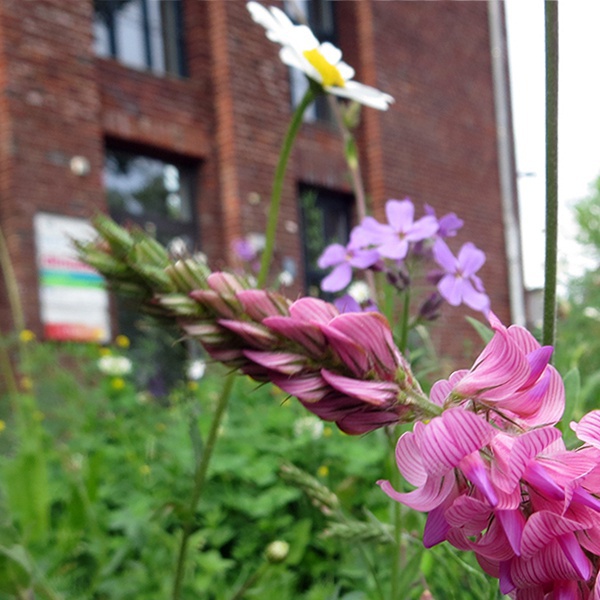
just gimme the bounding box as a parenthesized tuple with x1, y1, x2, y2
(34, 213, 111, 342)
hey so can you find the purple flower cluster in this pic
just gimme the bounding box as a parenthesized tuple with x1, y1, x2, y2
(317, 198, 490, 315)
(379, 313, 600, 598)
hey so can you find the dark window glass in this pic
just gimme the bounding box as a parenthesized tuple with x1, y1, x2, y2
(93, 0, 186, 77)
(285, 0, 338, 123)
(104, 149, 196, 249)
(102, 148, 198, 395)
(299, 184, 353, 296)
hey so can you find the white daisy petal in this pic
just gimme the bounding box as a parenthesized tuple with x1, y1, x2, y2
(336, 61, 355, 82)
(319, 42, 343, 66)
(328, 81, 395, 111)
(247, 2, 394, 111)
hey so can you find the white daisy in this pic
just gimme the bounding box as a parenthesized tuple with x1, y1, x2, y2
(247, 2, 394, 111)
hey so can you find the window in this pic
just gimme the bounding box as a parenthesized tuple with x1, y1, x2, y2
(102, 148, 199, 395)
(285, 0, 338, 123)
(104, 148, 197, 250)
(299, 184, 353, 296)
(93, 0, 186, 77)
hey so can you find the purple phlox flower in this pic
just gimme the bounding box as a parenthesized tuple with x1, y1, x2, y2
(433, 238, 490, 313)
(360, 198, 438, 261)
(317, 228, 379, 293)
(232, 238, 257, 262)
(424, 204, 464, 238)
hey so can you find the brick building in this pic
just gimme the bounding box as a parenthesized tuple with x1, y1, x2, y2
(0, 0, 523, 363)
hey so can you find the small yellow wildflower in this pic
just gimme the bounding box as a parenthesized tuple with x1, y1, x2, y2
(111, 377, 126, 391)
(323, 426, 333, 438)
(99, 347, 111, 357)
(0, 420, 6, 433)
(19, 330, 36, 343)
(317, 465, 329, 478)
(187, 381, 198, 392)
(20, 376, 33, 391)
(115, 334, 130, 349)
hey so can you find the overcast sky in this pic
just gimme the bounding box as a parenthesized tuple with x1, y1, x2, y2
(505, 0, 600, 290)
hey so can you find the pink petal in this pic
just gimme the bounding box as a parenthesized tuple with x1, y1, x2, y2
(269, 373, 329, 402)
(206, 272, 247, 294)
(263, 316, 326, 357)
(189, 289, 239, 318)
(321, 324, 368, 376)
(394, 428, 427, 486)
(218, 319, 278, 349)
(453, 324, 530, 401)
(572, 410, 600, 449)
(243, 350, 307, 375)
(377, 472, 455, 512)
(326, 312, 399, 377)
(320, 369, 399, 406)
(289, 297, 338, 323)
(236, 289, 290, 321)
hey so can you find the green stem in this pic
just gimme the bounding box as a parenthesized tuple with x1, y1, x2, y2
(542, 1, 558, 348)
(399, 288, 411, 355)
(258, 87, 316, 288)
(172, 372, 236, 600)
(229, 562, 269, 600)
(0, 225, 25, 333)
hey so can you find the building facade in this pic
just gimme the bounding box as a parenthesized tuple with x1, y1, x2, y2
(0, 0, 522, 364)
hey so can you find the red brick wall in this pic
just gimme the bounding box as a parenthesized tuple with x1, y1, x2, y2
(0, 0, 516, 368)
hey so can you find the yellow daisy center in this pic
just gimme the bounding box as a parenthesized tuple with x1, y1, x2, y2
(303, 48, 345, 88)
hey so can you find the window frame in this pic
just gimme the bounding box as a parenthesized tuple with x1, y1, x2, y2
(93, 0, 187, 77)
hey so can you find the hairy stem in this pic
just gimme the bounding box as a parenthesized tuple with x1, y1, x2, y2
(172, 373, 236, 599)
(542, 1, 558, 348)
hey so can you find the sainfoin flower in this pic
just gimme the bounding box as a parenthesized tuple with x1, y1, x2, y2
(379, 312, 600, 598)
(181, 272, 431, 434)
(247, 2, 394, 110)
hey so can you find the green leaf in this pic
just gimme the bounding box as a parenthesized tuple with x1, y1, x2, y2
(465, 316, 493, 343)
(0, 545, 32, 594)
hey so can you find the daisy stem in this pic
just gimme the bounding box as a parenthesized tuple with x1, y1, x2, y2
(258, 87, 316, 288)
(328, 97, 378, 301)
(172, 372, 236, 600)
(542, 1, 558, 349)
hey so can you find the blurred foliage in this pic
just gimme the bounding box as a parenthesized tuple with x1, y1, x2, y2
(555, 174, 600, 420)
(0, 335, 503, 599)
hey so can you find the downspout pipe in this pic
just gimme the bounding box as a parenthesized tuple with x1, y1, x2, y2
(488, 0, 527, 326)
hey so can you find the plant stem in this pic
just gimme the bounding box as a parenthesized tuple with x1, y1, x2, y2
(258, 87, 316, 288)
(172, 372, 236, 600)
(542, 1, 558, 348)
